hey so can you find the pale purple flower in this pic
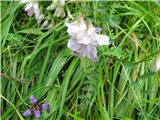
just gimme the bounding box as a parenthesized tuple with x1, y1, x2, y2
(23, 109, 31, 117)
(29, 95, 37, 105)
(33, 109, 41, 118)
(20, 0, 44, 23)
(23, 95, 50, 118)
(24, 2, 34, 16)
(66, 16, 109, 61)
(41, 103, 50, 113)
(95, 27, 102, 33)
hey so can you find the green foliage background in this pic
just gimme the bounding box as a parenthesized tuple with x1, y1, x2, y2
(1, 1, 160, 120)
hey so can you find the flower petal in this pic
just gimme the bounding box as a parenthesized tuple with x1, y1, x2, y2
(54, 7, 65, 18)
(59, 0, 65, 6)
(24, 3, 34, 16)
(66, 16, 87, 35)
(67, 39, 81, 51)
(23, 109, 32, 117)
(20, 0, 28, 4)
(33, 110, 41, 118)
(95, 34, 109, 46)
(24, 3, 33, 12)
(87, 20, 96, 35)
(95, 27, 102, 33)
(41, 103, 50, 113)
(41, 20, 49, 28)
(33, 2, 40, 16)
(87, 45, 98, 61)
(79, 45, 88, 57)
(29, 95, 37, 105)
(156, 57, 160, 71)
(36, 14, 44, 24)
(77, 35, 91, 45)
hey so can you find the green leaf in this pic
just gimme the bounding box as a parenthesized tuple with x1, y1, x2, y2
(18, 28, 43, 35)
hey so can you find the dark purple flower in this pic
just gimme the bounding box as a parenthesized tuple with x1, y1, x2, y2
(23, 95, 50, 118)
(41, 103, 50, 113)
(23, 109, 31, 117)
(33, 109, 41, 118)
(29, 95, 37, 105)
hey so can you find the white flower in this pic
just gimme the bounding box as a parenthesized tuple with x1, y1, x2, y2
(20, 0, 44, 23)
(156, 58, 160, 71)
(155, 53, 160, 71)
(41, 20, 53, 29)
(24, 2, 35, 16)
(59, 0, 65, 6)
(47, 0, 58, 10)
(35, 14, 44, 24)
(20, 0, 28, 4)
(150, 51, 160, 72)
(66, 16, 109, 61)
(54, 7, 65, 18)
(41, 20, 49, 28)
(47, 0, 65, 18)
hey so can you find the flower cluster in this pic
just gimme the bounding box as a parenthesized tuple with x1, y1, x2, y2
(47, 0, 65, 18)
(23, 95, 50, 118)
(20, 0, 44, 24)
(66, 16, 109, 61)
(20, 0, 53, 29)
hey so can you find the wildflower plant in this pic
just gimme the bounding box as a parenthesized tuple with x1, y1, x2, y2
(23, 96, 50, 118)
(20, 0, 44, 24)
(1, 1, 160, 120)
(66, 16, 109, 61)
(47, 0, 66, 18)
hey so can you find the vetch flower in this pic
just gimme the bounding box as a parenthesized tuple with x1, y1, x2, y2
(41, 20, 49, 28)
(23, 95, 50, 118)
(29, 95, 37, 105)
(156, 57, 160, 71)
(33, 109, 41, 118)
(41, 20, 53, 29)
(20, 0, 44, 24)
(23, 109, 31, 117)
(41, 103, 50, 113)
(47, 0, 66, 18)
(47, 0, 58, 10)
(20, 0, 28, 4)
(150, 51, 160, 72)
(54, 7, 65, 18)
(66, 16, 109, 61)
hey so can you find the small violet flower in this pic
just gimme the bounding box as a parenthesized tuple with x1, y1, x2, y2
(33, 109, 41, 118)
(66, 16, 109, 61)
(41, 103, 50, 113)
(29, 95, 37, 105)
(23, 109, 31, 117)
(23, 95, 50, 118)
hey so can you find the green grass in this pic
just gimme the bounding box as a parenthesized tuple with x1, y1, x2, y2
(1, 1, 160, 120)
